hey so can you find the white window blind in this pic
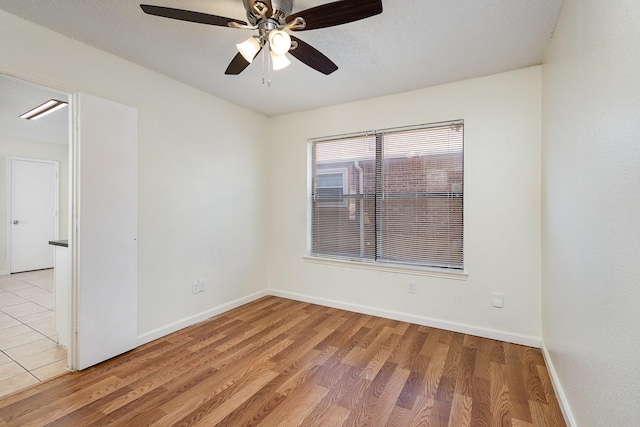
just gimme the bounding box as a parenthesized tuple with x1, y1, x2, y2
(310, 121, 464, 270)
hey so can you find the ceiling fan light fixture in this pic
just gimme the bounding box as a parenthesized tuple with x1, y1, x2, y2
(270, 51, 291, 70)
(140, 0, 384, 76)
(236, 36, 261, 63)
(268, 30, 291, 56)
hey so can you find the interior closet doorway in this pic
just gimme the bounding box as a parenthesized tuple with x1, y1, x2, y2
(1, 69, 139, 394)
(0, 74, 70, 396)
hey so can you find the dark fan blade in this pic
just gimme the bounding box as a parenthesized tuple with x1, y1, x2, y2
(140, 4, 247, 27)
(225, 49, 263, 75)
(286, 0, 382, 31)
(289, 36, 338, 75)
(225, 53, 250, 75)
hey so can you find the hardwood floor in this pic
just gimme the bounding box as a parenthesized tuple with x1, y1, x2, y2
(0, 296, 566, 426)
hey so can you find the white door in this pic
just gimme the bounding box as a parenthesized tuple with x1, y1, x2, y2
(10, 158, 58, 273)
(73, 93, 138, 370)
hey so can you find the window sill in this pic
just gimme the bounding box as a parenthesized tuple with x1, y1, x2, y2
(303, 256, 468, 280)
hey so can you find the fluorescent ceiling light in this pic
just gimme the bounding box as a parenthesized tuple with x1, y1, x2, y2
(20, 99, 68, 120)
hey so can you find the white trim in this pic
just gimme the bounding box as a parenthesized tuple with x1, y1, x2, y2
(309, 119, 464, 144)
(540, 341, 577, 427)
(0, 62, 79, 94)
(303, 255, 468, 280)
(306, 143, 313, 255)
(0, 270, 7, 277)
(69, 92, 80, 371)
(137, 290, 269, 346)
(4, 158, 8, 277)
(269, 288, 540, 347)
(136, 287, 540, 354)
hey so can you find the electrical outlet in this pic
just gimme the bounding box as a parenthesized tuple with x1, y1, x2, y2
(407, 282, 416, 294)
(192, 280, 205, 294)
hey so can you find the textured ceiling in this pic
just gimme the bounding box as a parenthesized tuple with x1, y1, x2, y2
(0, 0, 562, 118)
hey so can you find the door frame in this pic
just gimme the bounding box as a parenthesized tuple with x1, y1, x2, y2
(1, 66, 140, 372)
(7, 156, 60, 274)
(1, 66, 77, 368)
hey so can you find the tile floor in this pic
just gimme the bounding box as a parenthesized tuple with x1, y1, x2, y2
(0, 269, 68, 397)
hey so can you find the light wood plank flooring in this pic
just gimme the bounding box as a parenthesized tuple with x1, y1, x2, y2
(0, 296, 565, 426)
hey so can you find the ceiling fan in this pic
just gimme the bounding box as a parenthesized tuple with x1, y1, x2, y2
(140, 0, 383, 76)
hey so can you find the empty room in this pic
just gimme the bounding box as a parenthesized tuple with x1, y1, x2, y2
(0, 0, 638, 426)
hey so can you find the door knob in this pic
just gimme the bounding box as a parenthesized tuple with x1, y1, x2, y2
(12, 220, 19, 225)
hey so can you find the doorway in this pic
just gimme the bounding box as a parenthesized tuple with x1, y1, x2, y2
(0, 74, 70, 396)
(0, 71, 139, 395)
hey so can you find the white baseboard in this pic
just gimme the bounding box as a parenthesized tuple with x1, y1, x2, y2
(136, 286, 540, 353)
(540, 341, 577, 427)
(0, 270, 7, 277)
(268, 289, 541, 348)
(137, 290, 269, 346)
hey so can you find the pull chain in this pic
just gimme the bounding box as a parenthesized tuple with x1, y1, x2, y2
(267, 42, 272, 87)
(261, 43, 265, 85)
(259, 39, 273, 87)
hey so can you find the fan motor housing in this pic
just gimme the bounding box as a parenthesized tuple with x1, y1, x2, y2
(243, 0, 293, 25)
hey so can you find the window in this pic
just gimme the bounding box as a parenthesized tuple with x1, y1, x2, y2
(316, 168, 348, 207)
(309, 120, 464, 270)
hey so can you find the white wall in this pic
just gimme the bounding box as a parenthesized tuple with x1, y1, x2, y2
(0, 136, 69, 275)
(0, 10, 269, 338)
(267, 66, 542, 344)
(541, 1, 640, 425)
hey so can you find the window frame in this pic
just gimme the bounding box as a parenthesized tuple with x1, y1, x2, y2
(307, 120, 465, 275)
